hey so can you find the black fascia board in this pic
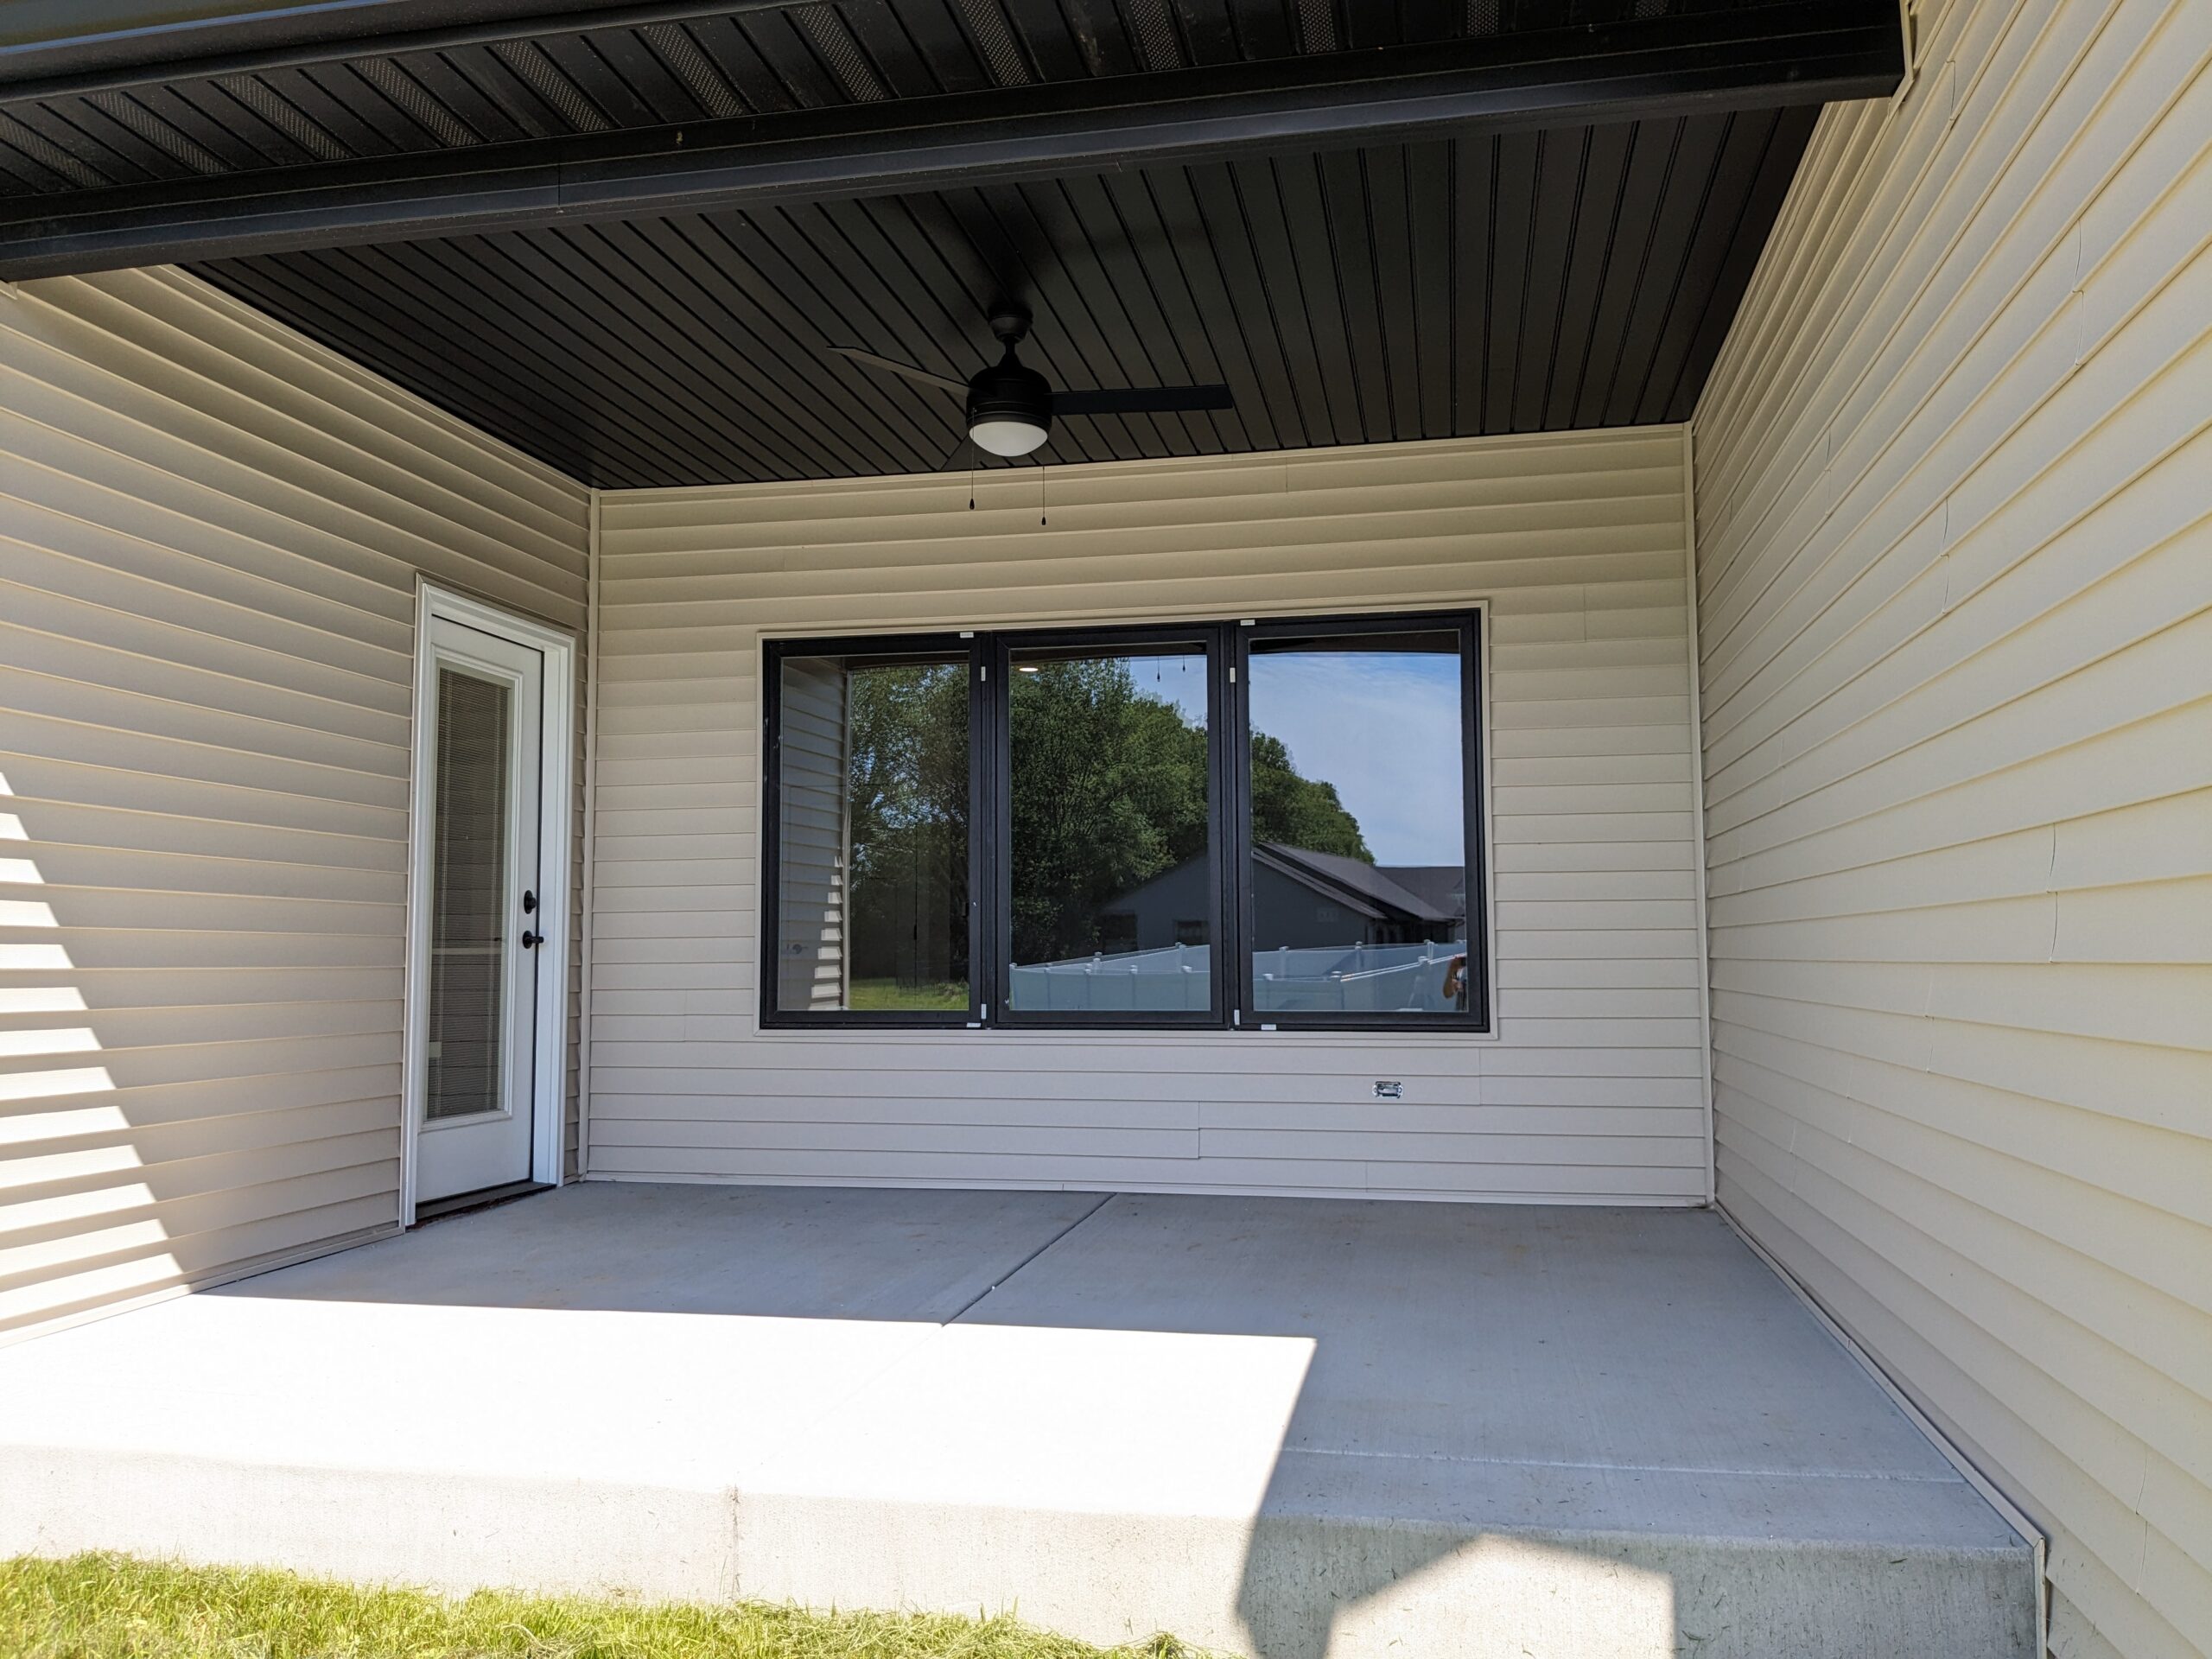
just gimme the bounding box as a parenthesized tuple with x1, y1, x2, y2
(0, 2, 1902, 280)
(0, 2, 813, 94)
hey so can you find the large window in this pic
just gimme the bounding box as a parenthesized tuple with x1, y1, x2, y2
(768, 641, 975, 1021)
(761, 612, 1485, 1031)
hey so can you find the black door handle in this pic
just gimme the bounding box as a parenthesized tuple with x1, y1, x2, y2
(520, 929, 543, 949)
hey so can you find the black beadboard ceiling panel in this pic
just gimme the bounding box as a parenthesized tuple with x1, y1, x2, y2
(194, 106, 1815, 488)
(0, 0, 1805, 197)
(1, 2, 1877, 486)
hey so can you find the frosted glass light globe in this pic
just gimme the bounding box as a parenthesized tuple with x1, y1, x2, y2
(969, 417, 1048, 457)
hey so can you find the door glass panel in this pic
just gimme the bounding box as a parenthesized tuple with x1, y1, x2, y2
(1247, 628, 1471, 1017)
(427, 666, 512, 1119)
(775, 649, 971, 1014)
(1007, 640, 1213, 1014)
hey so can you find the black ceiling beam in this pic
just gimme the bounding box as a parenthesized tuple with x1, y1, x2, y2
(0, 1, 820, 106)
(0, 3, 1902, 281)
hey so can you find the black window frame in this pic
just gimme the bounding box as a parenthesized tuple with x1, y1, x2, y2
(759, 631, 987, 1031)
(989, 622, 1233, 1032)
(1232, 611, 1490, 1034)
(759, 610, 1489, 1034)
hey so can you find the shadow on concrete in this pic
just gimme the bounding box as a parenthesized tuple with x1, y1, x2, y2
(215, 1179, 1110, 1322)
(180, 1182, 2029, 1659)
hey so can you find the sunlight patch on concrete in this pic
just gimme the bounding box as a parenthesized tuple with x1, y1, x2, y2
(748, 1320, 1317, 1517)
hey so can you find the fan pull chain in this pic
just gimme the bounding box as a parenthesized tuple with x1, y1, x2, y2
(1039, 455, 1048, 526)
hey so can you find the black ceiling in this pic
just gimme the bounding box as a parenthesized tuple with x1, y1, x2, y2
(0, 2, 1890, 489)
(196, 106, 1812, 487)
(0, 1, 1803, 196)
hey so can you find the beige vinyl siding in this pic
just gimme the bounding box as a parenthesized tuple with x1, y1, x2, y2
(0, 267, 589, 1340)
(590, 427, 1708, 1202)
(1689, 2, 2211, 1655)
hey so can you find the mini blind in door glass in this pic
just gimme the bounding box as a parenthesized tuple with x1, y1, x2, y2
(427, 667, 512, 1119)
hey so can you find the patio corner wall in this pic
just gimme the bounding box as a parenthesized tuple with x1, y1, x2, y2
(0, 269, 590, 1343)
(589, 426, 1711, 1203)
(1688, 1, 2211, 1655)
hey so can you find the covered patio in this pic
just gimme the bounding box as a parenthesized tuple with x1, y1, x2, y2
(0, 3, 2202, 1656)
(0, 1182, 2033, 1658)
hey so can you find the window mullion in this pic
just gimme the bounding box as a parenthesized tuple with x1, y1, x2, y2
(969, 634, 991, 1026)
(1221, 620, 1247, 1030)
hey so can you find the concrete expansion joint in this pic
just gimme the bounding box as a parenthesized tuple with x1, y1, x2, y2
(944, 1192, 1117, 1326)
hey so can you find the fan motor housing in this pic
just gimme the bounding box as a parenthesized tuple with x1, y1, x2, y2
(965, 354, 1053, 439)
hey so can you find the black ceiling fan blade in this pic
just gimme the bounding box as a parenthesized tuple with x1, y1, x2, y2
(1051, 385, 1234, 416)
(827, 346, 969, 395)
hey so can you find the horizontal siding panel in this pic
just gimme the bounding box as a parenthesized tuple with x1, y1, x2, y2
(1713, 1051, 2210, 1318)
(1690, 3, 2212, 1653)
(0, 1142, 396, 1270)
(0, 266, 589, 1339)
(1708, 956, 2212, 1052)
(0, 1066, 394, 1147)
(1709, 987, 2209, 1135)
(0, 1198, 397, 1332)
(1, 1112, 400, 1210)
(0, 576, 410, 709)
(0, 846, 399, 902)
(590, 427, 1703, 1205)
(594, 1121, 1199, 1160)
(0, 721, 405, 815)
(1198, 1129, 1702, 1167)
(0, 1000, 397, 1053)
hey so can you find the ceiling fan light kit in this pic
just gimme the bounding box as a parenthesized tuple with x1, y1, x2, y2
(830, 302, 1232, 467)
(969, 417, 1050, 457)
(967, 305, 1054, 455)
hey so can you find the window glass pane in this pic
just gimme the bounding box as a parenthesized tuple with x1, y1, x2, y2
(1247, 628, 1471, 1018)
(428, 667, 510, 1118)
(1007, 641, 1213, 1014)
(775, 649, 969, 1014)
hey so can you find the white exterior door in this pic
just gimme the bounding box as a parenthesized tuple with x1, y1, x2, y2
(414, 615, 547, 1204)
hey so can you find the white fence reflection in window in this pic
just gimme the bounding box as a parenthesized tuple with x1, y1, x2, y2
(1007, 940, 1470, 1015)
(1253, 941, 1470, 1014)
(1007, 943, 1213, 1012)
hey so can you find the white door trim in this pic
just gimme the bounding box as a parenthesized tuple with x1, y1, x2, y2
(402, 582, 576, 1226)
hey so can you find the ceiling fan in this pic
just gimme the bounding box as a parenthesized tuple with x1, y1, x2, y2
(830, 302, 1232, 460)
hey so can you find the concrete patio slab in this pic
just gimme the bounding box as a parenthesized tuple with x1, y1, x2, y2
(0, 1185, 2036, 1659)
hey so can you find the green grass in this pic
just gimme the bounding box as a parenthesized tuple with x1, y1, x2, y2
(847, 979, 969, 1013)
(0, 1555, 1213, 1659)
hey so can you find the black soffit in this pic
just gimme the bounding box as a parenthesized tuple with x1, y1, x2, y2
(0, 3, 1893, 488)
(0, 1, 1878, 199)
(193, 111, 1817, 487)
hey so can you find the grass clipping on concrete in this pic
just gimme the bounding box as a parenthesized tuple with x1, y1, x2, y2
(1, 1555, 1214, 1659)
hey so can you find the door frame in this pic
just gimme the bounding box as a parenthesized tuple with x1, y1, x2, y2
(401, 582, 577, 1226)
